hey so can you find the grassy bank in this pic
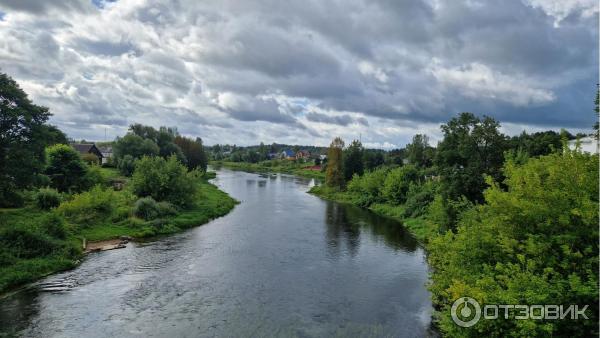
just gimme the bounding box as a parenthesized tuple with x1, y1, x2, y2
(308, 185, 436, 243)
(212, 160, 325, 180)
(0, 171, 237, 294)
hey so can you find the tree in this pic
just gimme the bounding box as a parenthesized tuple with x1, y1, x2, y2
(44, 144, 88, 192)
(131, 156, 198, 208)
(429, 149, 598, 337)
(343, 140, 364, 181)
(0, 73, 60, 206)
(435, 113, 507, 204)
(325, 137, 345, 188)
(509, 131, 561, 157)
(382, 165, 420, 204)
(405, 134, 434, 167)
(174, 136, 208, 171)
(363, 150, 385, 171)
(113, 133, 159, 160)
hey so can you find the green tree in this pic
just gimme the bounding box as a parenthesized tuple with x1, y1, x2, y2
(174, 136, 208, 171)
(113, 133, 159, 160)
(0, 73, 63, 206)
(343, 140, 364, 181)
(429, 148, 598, 337)
(435, 113, 507, 204)
(131, 156, 198, 208)
(325, 137, 345, 188)
(44, 144, 88, 192)
(405, 134, 434, 167)
(382, 165, 419, 204)
(363, 150, 385, 171)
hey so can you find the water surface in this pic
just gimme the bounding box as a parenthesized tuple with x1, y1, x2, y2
(0, 169, 432, 337)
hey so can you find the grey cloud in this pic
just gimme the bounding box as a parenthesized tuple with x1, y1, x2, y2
(0, 0, 92, 14)
(305, 111, 368, 127)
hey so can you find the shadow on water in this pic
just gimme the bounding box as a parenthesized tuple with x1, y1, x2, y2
(324, 201, 420, 256)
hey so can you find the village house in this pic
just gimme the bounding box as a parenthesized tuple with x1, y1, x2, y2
(295, 150, 310, 160)
(71, 143, 103, 164)
(280, 149, 295, 160)
(98, 146, 113, 165)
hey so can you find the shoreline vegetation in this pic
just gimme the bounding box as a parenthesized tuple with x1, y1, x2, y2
(0, 167, 237, 295)
(1, 72, 239, 295)
(211, 160, 326, 180)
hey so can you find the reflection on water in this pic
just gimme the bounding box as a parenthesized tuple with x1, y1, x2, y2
(0, 169, 432, 337)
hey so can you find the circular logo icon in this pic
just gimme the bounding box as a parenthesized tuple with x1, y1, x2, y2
(451, 297, 481, 327)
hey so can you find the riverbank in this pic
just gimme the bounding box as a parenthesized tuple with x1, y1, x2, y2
(211, 160, 325, 180)
(0, 174, 237, 294)
(308, 185, 436, 243)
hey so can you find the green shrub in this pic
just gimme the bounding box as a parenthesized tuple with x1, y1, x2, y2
(347, 167, 388, 207)
(403, 181, 436, 218)
(133, 197, 178, 220)
(117, 154, 136, 176)
(382, 165, 419, 204)
(0, 227, 59, 259)
(131, 155, 198, 208)
(57, 186, 117, 226)
(0, 189, 24, 208)
(35, 188, 62, 210)
(133, 197, 159, 220)
(82, 165, 106, 189)
(40, 213, 67, 239)
(45, 144, 89, 192)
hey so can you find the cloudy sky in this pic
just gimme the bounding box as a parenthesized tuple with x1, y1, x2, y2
(0, 0, 597, 148)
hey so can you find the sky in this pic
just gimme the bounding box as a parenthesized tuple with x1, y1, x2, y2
(0, 0, 597, 148)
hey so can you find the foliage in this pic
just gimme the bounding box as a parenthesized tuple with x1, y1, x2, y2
(363, 150, 385, 171)
(343, 140, 364, 181)
(403, 181, 437, 218)
(174, 135, 208, 171)
(44, 144, 89, 192)
(0, 72, 65, 207)
(40, 212, 68, 239)
(133, 197, 178, 221)
(326, 137, 345, 187)
(82, 164, 107, 189)
(509, 131, 562, 158)
(405, 134, 435, 167)
(347, 167, 388, 207)
(435, 112, 507, 204)
(113, 133, 159, 162)
(428, 150, 599, 337)
(131, 155, 198, 208)
(81, 153, 100, 165)
(117, 154, 136, 176)
(35, 187, 62, 210)
(57, 186, 127, 226)
(382, 165, 420, 204)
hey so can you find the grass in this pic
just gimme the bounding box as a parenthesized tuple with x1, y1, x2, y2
(0, 172, 237, 294)
(308, 185, 435, 243)
(212, 159, 325, 180)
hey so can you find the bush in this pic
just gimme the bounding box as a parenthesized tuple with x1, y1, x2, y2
(133, 197, 178, 221)
(35, 188, 62, 210)
(117, 155, 136, 176)
(403, 181, 437, 218)
(57, 186, 118, 226)
(429, 150, 599, 336)
(133, 197, 159, 220)
(45, 144, 88, 192)
(40, 213, 67, 239)
(81, 153, 99, 165)
(82, 164, 106, 189)
(382, 165, 419, 204)
(0, 189, 25, 208)
(131, 155, 198, 208)
(347, 167, 388, 207)
(0, 227, 59, 259)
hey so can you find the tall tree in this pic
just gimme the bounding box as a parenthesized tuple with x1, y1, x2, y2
(44, 144, 88, 192)
(0, 73, 58, 206)
(343, 139, 364, 181)
(405, 134, 434, 167)
(435, 112, 507, 204)
(174, 136, 208, 171)
(326, 137, 345, 188)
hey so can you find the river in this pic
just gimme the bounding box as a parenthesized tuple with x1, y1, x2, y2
(0, 169, 432, 337)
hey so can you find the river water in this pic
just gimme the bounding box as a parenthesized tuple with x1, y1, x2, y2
(0, 169, 432, 337)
